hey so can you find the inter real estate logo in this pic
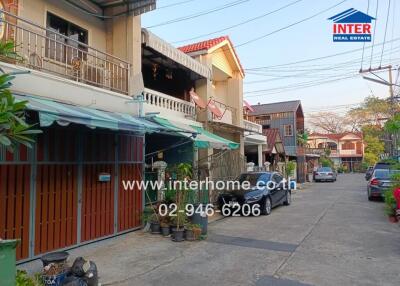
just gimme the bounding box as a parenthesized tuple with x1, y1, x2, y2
(328, 8, 375, 42)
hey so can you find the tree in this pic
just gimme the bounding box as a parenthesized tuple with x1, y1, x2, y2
(363, 135, 385, 166)
(308, 112, 347, 133)
(0, 73, 41, 152)
(347, 96, 392, 130)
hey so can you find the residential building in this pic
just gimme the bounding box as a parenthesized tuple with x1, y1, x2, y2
(308, 132, 365, 171)
(247, 100, 306, 181)
(140, 29, 241, 202)
(0, 1, 244, 261)
(0, 0, 158, 261)
(179, 36, 249, 181)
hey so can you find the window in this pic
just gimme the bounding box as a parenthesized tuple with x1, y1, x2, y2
(46, 12, 88, 62)
(341, 142, 355, 150)
(284, 125, 293, 136)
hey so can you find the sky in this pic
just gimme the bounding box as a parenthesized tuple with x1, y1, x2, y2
(141, 0, 400, 117)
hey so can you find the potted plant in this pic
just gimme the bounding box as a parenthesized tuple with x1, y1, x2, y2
(171, 209, 186, 242)
(184, 223, 195, 241)
(149, 213, 161, 234)
(185, 223, 202, 241)
(159, 214, 171, 237)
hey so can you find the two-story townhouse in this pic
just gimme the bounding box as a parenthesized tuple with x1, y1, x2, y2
(308, 132, 364, 172)
(247, 100, 306, 182)
(178, 36, 247, 182)
(139, 29, 241, 202)
(0, 0, 165, 261)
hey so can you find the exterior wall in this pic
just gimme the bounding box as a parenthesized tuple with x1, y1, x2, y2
(19, 0, 107, 51)
(0, 125, 144, 261)
(268, 112, 297, 156)
(211, 47, 233, 77)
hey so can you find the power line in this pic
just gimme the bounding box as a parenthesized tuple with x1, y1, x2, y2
(145, 0, 250, 28)
(380, 0, 392, 66)
(157, 0, 196, 10)
(360, 0, 370, 70)
(171, 0, 304, 44)
(369, 0, 379, 67)
(244, 36, 400, 70)
(235, 0, 347, 48)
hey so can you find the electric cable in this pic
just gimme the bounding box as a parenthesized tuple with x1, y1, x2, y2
(380, 0, 392, 66)
(145, 0, 250, 28)
(171, 0, 304, 44)
(369, 0, 379, 68)
(360, 0, 370, 70)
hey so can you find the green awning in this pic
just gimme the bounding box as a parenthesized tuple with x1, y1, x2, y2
(14, 94, 166, 133)
(152, 117, 239, 150)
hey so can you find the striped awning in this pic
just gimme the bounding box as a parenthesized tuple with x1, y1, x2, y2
(14, 94, 167, 133)
(152, 117, 239, 150)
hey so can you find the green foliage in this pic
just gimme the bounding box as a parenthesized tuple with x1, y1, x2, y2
(296, 131, 309, 146)
(0, 40, 24, 62)
(384, 113, 400, 134)
(362, 124, 383, 138)
(384, 190, 397, 216)
(363, 135, 385, 166)
(0, 73, 42, 152)
(177, 162, 192, 180)
(16, 270, 43, 286)
(285, 161, 296, 177)
(320, 156, 333, 168)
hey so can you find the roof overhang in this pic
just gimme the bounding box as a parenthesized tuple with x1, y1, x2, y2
(209, 39, 245, 78)
(141, 29, 212, 80)
(63, 0, 156, 17)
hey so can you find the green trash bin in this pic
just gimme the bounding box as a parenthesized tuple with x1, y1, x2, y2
(0, 239, 20, 286)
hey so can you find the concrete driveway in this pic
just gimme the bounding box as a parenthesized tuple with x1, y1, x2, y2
(22, 174, 400, 285)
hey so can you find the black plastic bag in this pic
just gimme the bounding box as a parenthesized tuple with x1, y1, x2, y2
(70, 257, 98, 286)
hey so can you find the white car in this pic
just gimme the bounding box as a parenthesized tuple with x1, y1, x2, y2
(314, 167, 337, 182)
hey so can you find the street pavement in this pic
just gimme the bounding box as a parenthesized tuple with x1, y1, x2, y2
(21, 174, 400, 285)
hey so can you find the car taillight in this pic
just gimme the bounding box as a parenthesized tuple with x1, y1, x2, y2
(370, 178, 379, 185)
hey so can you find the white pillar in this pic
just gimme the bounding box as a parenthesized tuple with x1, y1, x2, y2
(257, 144, 263, 167)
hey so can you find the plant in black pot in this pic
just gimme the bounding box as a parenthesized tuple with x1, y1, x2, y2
(159, 213, 171, 237)
(171, 207, 187, 242)
(149, 213, 161, 234)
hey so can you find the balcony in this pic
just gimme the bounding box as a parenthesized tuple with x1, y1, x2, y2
(210, 100, 236, 125)
(0, 10, 130, 95)
(143, 88, 195, 120)
(244, 119, 262, 133)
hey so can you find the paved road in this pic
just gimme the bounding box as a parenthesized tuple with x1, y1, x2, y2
(22, 174, 400, 285)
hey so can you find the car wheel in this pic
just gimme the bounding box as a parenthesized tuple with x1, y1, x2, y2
(284, 191, 291, 206)
(261, 196, 272, 215)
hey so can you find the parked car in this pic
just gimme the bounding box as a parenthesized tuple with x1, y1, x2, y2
(217, 172, 291, 216)
(367, 169, 400, 200)
(314, 167, 337, 182)
(366, 161, 395, 181)
(365, 166, 374, 181)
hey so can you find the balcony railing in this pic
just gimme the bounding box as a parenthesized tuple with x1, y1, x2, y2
(143, 88, 195, 118)
(211, 99, 236, 125)
(244, 119, 262, 133)
(0, 10, 130, 94)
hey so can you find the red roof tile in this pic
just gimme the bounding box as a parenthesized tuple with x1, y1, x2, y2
(263, 128, 285, 153)
(178, 36, 244, 76)
(310, 132, 363, 141)
(178, 36, 228, 53)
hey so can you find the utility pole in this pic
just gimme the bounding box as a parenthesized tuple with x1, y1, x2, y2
(360, 65, 397, 156)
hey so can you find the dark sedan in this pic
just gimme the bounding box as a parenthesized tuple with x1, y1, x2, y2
(367, 169, 400, 200)
(218, 172, 291, 216)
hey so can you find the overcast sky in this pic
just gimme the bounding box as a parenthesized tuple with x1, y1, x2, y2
(142, 0, 399, 116)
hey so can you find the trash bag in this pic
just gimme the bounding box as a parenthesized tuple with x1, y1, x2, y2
(70, 257, 98, 286)
(61, 276, 87, 286)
